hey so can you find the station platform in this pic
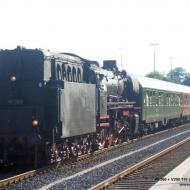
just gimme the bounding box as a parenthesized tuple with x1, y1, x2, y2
(150, 156, 190, 190)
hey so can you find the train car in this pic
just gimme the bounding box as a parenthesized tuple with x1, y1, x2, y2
(136, 76, 190, 132)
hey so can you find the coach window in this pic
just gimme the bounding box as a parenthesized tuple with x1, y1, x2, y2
(172, 94, 174, 105)
(175, 94, 177, 105)
(171, 94, 173, 106)
(161, 93, 163, 105)
(150, 91, 154, 106)
(166, 93, 169, 105)
(171, 94, 174, 105)
(145, 91, 148, 106)
(161, 93, 164, 106)
(155, 92, 159, 106)
(170, 94, 173, 105)
(154, 92, 156, 105)
(156, 92, 159, 106)
(149, 91, 152, 106)
(173, 95, 176, 106)
(174, 94, 177, 106)
(173, 94, 176, 106)
(144, 92, 148, 106)
(169, 94, 171, 106)
(148, 91, 151, 106)
(176, 95, 180, 106)
(166, 94, 168, 105)
(166, 94, 169, 106)
(150, 91, 152, 106)
(154, 91, 157, 105)
(158, 92, 162, 106)
(152, 92, 155, 105)
(183, 95, 186, 105)
(186, 95, 188, 105)
(174, 94, 176, 105)
(188, 95, 190, 105)
(147, 91, 149, 105)
(167, 94, 170, 106)
(174, 95, 177, 105)
(163, 92, 166, 105)
(145, 92, 149, 106)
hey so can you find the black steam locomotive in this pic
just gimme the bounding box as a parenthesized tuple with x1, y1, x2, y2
(0, 47, 190, 166)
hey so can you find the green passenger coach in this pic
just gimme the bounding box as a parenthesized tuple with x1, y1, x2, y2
(137, 77, 190, 124)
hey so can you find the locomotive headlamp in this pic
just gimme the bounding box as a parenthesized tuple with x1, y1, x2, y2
(32, 119, 39, 126)
(10, 75, 16, 82)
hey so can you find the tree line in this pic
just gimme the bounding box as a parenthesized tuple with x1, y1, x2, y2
(146, 67, 190, 86)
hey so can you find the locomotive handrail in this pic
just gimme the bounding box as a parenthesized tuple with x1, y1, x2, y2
(107, 102, 136, 106)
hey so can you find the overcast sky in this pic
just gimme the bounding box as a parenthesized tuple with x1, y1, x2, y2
(0, 0, 190, 76)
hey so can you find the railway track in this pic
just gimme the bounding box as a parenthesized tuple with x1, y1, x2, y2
(0, 123, 189, 189)
(91, 135, 190, 190)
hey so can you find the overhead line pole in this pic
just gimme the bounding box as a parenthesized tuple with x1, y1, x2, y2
(118, 48, 123, 70)
(150, 43, 159, 73)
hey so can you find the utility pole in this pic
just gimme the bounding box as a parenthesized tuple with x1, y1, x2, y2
(118, 48, 123, 70)
(150, 43, 159, 73)
(169, 57, 174, 80)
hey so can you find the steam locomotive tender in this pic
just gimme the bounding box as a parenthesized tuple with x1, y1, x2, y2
(0, 47, 190, 166)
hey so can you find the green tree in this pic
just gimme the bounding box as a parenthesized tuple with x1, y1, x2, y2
(167, 67, 186, 84)
(145, 67, 190, 86)
(183, 73, 190, 86)
(146, 71, 167, 81)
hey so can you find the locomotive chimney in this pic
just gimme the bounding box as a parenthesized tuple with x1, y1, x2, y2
(103, 60, 118, 71)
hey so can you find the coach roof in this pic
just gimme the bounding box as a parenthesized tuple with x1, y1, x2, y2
(136, 76, 190, 94)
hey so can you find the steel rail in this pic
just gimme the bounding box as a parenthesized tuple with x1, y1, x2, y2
(90, 136, 190, 190)
(0, 170, 37, 187)
(0, 123, 189, 188)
